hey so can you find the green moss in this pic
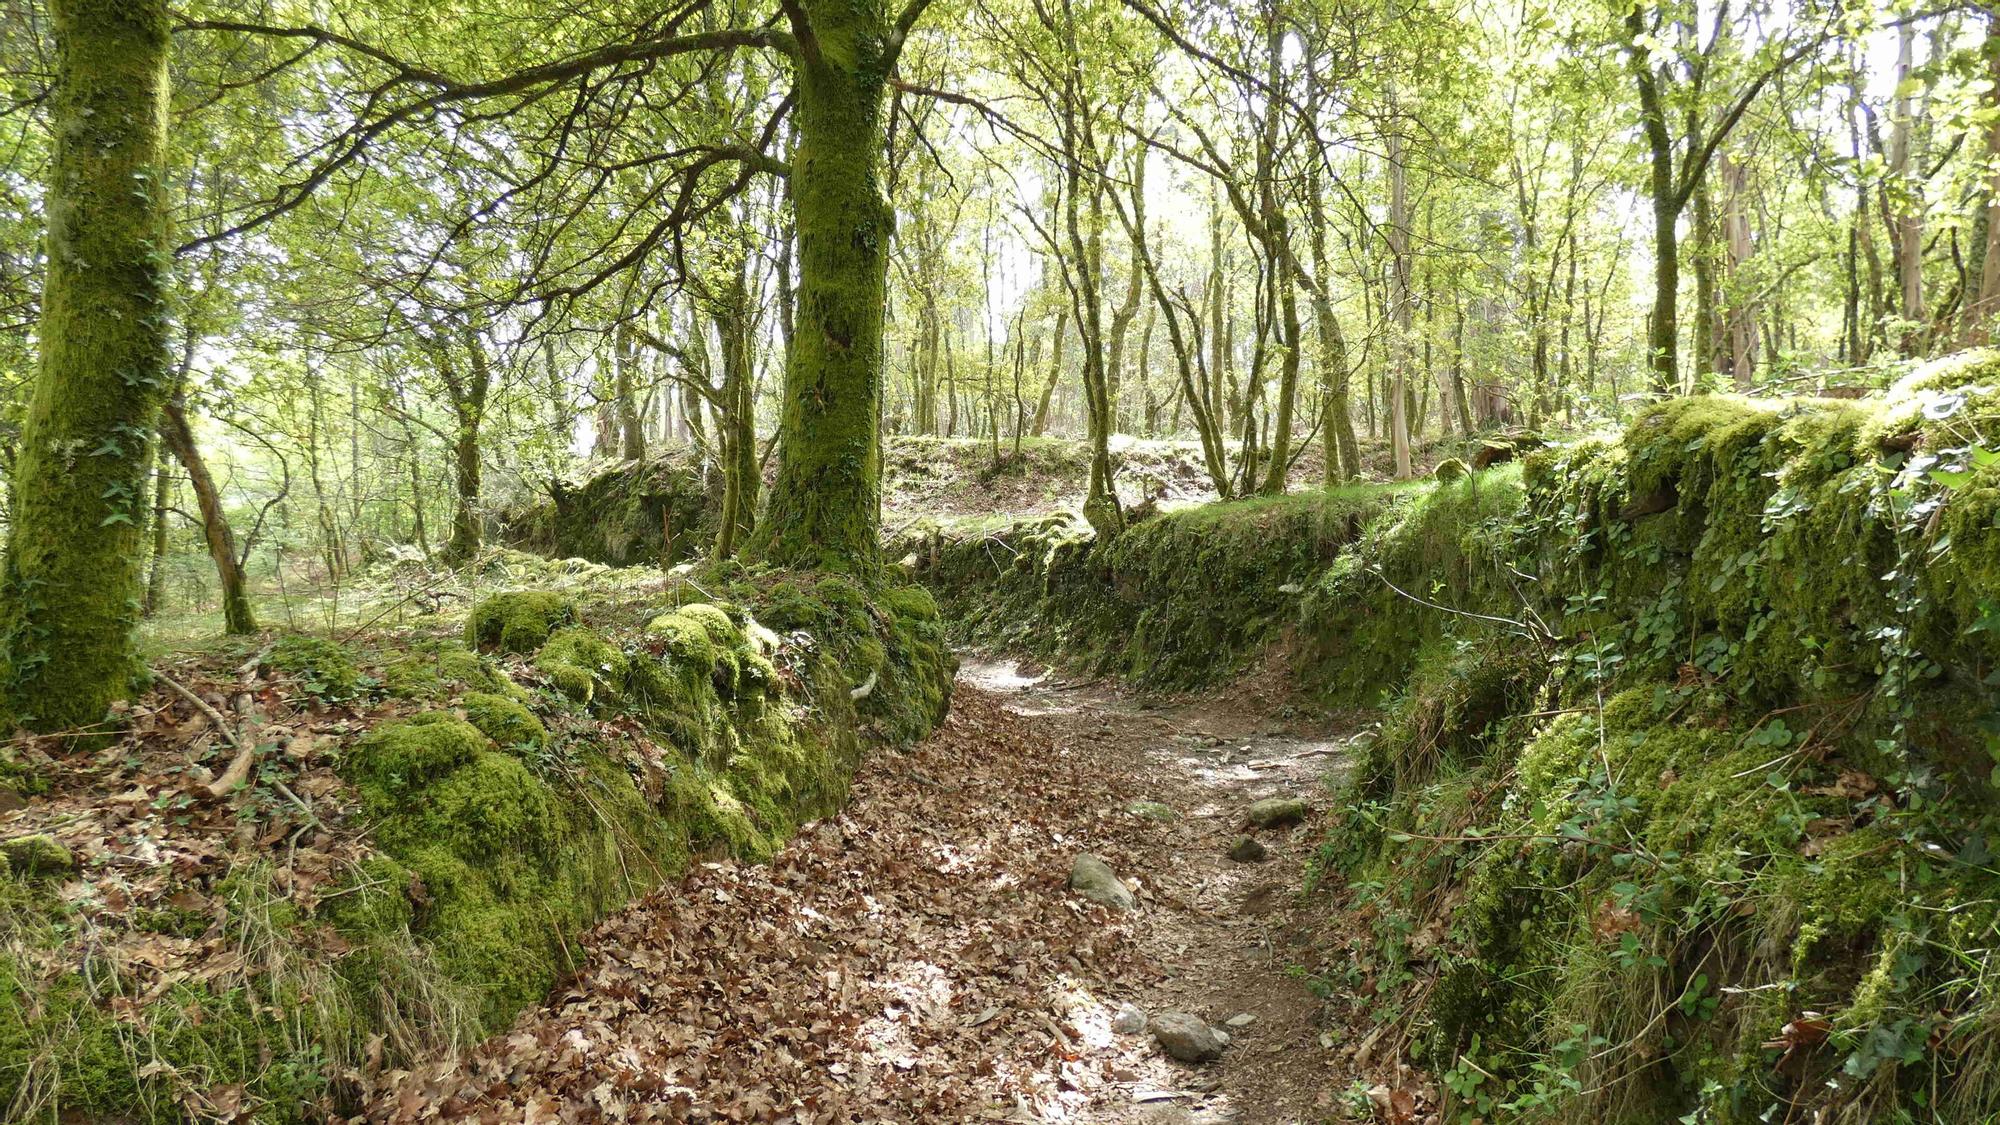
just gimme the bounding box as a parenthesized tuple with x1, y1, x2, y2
(382, 640, 524, 702)
(321, 855, 415, 937)
(0, 833, 74, 880)
(344, 714, 489, 796)
(266, 633, 363, 700)
(460, 691, 546, 751)
(533, 626, 627, 705)
(465, 591, 578, 654)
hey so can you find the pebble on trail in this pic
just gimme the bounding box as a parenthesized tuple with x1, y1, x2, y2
(1070, 852, 1138, 911)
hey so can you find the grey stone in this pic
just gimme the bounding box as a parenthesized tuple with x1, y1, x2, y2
(1125, 800, 1179, 822)
(1111, 1003, 1148, 1035)
(1224, 1012, 1255, 1029)
(1226, 836, 1268, 862)
(1244, 797, 1309, 829)
(1151, 1011, 1226, 1063)
(1070, 853, 1136, 911)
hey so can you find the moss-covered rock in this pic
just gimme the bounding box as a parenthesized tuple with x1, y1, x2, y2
(499, 454, 716, 567)
(466, 591, 579, 654)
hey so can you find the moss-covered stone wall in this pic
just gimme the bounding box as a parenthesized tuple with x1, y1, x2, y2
(0, 571, 952, 1122)
(919, 352, 2000, 1122)
(918, 486, 1415, 689)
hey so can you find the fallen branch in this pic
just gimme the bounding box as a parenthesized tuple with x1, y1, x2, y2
(155, 670, 259, 798)
(850, 670, 878, 701)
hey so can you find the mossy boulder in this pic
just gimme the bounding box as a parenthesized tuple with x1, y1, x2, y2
(466, 591, 579, 654)
(344, 714, 490, 796)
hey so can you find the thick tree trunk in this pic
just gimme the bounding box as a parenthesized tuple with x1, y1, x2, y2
(1, 0, 172, 732)
(1692, 177, 1718, 383)
(161, 396, 255, 634)
(445, 422, 482, 564)
(751, 3, 893, 571)
(439, 336, 491, 565)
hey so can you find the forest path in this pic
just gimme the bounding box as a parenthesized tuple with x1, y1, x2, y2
(366, 658, 1369, 1123)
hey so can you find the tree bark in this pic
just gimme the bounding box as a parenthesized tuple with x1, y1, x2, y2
(1, 0, 173, 732)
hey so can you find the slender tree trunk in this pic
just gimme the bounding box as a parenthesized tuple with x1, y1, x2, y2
(1891, 20, 1926, 354)
(1031, 306, 1068, 435)
(1, 0, 172, 732)
(161, 395, 254, 634)
(713, 269, 759, 558)
(1386, 117, 1413, 479)
(1964, 16, 2000, 346)
(616, 324, 646, 461)
(143, 446, 171, 617)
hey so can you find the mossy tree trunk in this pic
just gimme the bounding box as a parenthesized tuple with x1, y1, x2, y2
(750, 0, 914, 572)
(712, 265, 759, 559)
(0, 0, 173, 732)
(430, 329, 493, 565)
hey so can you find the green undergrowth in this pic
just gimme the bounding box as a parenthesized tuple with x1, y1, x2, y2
(1, 567, 953, 1123)
(920, 350, 2000, 1122)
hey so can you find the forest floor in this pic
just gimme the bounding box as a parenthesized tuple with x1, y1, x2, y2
(364, 657, 1429, 1124)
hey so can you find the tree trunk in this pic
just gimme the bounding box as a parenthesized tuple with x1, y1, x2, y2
(1648, 195, 1680, 392)
(1031, 306, 1068, 435)
(1891, 20, 1926, 354)
(0, 0, 172, 732)
(616, 324, 647, 461)
(143, 446, 171, 617)
(439, 335, 491, 565)
(712, 269, 759, 559)
(751, 1, 894, 571)
(1386, 122, 1413, 479)
(161, 395, 255, 634)
(1964, 16, 2000, 346)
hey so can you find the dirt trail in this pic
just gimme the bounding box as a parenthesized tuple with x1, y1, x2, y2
(368, 659, 1371, 1123)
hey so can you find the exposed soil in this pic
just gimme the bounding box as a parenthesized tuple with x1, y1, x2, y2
(365, 659, 1405, 1123)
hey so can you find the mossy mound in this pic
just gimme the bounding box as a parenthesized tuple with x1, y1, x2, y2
(0, 562, 956, 1123)
(460, 691, 546, 750)
(533, 626, 627, 705)
(381, 640, 524, 702)
(466, 591, 579, 654)
(265, 633, 363, 700)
